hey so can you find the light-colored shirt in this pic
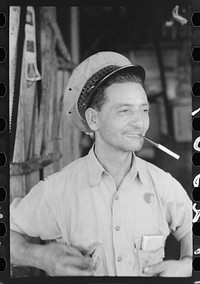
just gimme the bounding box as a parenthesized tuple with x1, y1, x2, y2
(10, 146, 192, 276)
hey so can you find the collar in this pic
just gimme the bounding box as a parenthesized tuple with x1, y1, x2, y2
(133, 155, 150, 185)
(87, 145, 149, 187)
(87, 144, 106, 187)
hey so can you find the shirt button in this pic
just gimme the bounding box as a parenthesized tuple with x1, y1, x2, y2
(117, 256, 122, 262)
(115, 226, 120, 231)
(115, 194, 119, 200)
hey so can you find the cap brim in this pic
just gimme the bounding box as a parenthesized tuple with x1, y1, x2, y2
(95, 64, 145, 89)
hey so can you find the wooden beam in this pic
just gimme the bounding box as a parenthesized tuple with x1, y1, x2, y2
(10, 152, 62, 176)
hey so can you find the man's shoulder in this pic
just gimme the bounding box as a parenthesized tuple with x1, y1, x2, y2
(135, 155, 170, 177)
(135, 155, 187, 200)
(47, 154, 89, 185)
(61, 155, 88, 174)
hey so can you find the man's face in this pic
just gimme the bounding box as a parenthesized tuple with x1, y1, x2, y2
(95, 82, 150, 153)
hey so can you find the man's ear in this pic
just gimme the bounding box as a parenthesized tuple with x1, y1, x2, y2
(85, 108, 99, 131)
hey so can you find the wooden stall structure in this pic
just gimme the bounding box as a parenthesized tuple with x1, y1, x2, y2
(10, 6, 80, 202)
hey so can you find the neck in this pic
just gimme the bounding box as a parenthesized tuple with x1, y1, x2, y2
(94, 142, 133, 182)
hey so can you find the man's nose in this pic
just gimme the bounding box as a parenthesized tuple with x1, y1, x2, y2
(128, 110, 143, 127)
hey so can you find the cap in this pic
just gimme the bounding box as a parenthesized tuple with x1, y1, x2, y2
(64, 51, 145, 133)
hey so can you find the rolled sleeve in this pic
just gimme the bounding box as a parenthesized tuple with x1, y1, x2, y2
(164, 174, 192, 241)
(10, 179, 61, 240)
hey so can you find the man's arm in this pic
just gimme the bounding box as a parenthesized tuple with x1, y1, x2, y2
(11, 230, 95, 276)
(180, 231, 192, 260)
(11, 230, 44, 269)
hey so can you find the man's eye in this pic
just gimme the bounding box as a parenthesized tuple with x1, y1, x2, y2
(120, 109, 129, 113)
(143, 108, 149, 113)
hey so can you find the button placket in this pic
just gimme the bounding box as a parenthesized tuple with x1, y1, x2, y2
(115, 194, 119, 200)
(117, 256, 122, 262)
(112, 190, 124, 274)
(103, 172, 117, 195)
(115, 225, 120, 231)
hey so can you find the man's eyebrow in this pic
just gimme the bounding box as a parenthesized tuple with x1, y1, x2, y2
(112, 102, 150, 109)
(141, 103, 150, 107)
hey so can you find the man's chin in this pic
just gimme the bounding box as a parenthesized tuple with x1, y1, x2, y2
(122, 136, 144, 151)
(121, 143, 143, 153)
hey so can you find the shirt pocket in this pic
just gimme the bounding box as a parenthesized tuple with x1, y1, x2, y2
(137, 246, 165, 276)
(68, 240, 108, 276)
(134, 235, 166, 276)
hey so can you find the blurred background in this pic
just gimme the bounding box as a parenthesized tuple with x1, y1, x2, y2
(9, 1, 192, 277)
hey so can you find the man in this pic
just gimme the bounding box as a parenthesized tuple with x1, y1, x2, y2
(10, 51, 192, 277)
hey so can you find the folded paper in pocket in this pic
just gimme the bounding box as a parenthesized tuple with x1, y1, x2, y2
(141, 235, 166, 251)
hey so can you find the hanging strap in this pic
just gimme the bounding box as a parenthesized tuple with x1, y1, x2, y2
(10, 6, 27, 162)
(33, 6, 42, 113)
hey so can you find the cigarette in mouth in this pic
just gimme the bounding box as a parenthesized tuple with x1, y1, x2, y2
(139, 135, 180, 160)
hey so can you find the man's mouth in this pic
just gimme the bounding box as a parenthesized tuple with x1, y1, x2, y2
(125, 132, 143, 138)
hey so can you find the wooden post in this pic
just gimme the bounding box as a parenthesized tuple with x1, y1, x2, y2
(70, 7, 80, 63)
(70, 7, 81, 159)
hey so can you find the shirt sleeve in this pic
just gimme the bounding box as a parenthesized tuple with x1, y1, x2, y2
(10, 179, 61, 240)
(163, 173, 192, 241)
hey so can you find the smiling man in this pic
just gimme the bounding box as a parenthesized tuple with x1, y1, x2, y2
(10, 51, 192, 277)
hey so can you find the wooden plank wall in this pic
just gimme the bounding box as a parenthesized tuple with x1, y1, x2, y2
(10, 7, 80, 202)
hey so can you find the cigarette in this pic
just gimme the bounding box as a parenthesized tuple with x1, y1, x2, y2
(139, 135, 180, 160)
(191, 107, 200, 116)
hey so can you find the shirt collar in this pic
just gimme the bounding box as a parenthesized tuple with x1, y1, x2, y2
(87, 144, 149, 187)
(87, 144, 106, 187)
(133, 155, 150, 185)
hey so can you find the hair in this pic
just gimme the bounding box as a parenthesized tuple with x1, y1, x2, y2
(87, 70, 143, 112)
